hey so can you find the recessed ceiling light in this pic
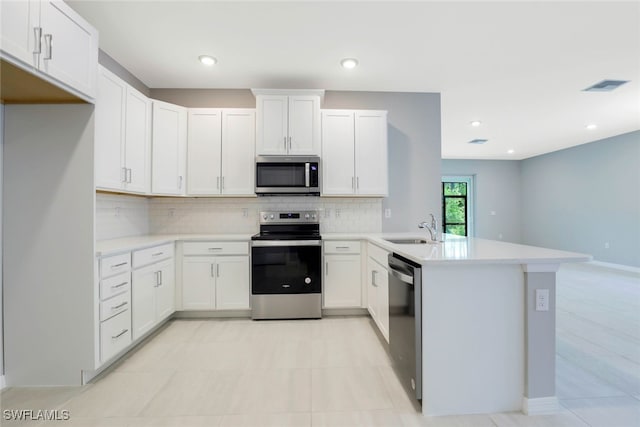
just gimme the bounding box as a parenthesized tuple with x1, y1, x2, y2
(586, 124, 597, 130)
(340, 58, 359, 69)
(468, 139, 488, 144)
(470, 120, 482, 127)
(199, 55, 217, 66)
(507, 149, 515, 154)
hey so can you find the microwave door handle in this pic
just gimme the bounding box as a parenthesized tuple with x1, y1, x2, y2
(305, 163, 310, 187)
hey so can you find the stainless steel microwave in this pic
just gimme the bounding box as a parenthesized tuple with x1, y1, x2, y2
(255, 156, 320, 196)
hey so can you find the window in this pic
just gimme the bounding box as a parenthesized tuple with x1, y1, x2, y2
(442, 176, 474, 237)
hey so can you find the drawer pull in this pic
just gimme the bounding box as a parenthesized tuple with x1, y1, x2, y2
(208, 247, 223, 251)
(111, 282, 128, 290)
(111, 302, 128, 311)
(111, 262, 128, 269)
(152, 252, 164, 257)
(112, 329, 128, 340)
(336, 246, 350, 250)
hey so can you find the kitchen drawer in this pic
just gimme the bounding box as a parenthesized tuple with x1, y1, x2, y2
(100, 291, 131, 321)
(100, 310, 132, 363)
(133, 243, 174, 268)
(324, 240, 361, 254)
(100, 252, 131, 279)
(182, 241, 249, 256)
(100, 272, 130, 301)
(368, 243, 390, 268)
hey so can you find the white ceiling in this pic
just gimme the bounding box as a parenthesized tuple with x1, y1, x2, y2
(68, 0, 640, 160)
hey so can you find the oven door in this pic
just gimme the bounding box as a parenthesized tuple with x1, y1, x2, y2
(251, 240, 322, 294)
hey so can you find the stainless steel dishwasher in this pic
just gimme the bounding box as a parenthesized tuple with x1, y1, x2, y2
(388, 253, 422, 402)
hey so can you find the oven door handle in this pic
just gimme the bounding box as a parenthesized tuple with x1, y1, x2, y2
(251, 240, 322, 247)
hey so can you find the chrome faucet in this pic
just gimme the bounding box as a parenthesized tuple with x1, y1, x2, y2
(418, 213, 438, 242)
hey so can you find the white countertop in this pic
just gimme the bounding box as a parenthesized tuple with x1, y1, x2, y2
(323, 232, 591, 266)
(96, 232, 590, 266)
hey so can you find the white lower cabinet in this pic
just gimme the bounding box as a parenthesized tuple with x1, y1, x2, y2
(367, 243, 390, 342)
(181, 241, 250, 311)
(131, 246, 175, 340)
(323, 241, 362, 308)
(100, 310, 131, 363)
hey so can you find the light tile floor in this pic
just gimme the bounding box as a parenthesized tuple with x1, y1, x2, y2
(1, 263, 639, 426)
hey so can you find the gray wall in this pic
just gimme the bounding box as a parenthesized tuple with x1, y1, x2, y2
(521, 131, 640, 267)
(442, 160, 522, 243)
(151, 89, 442, 233)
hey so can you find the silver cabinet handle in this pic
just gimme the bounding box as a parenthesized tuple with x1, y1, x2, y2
(126, 168, 132, 183)
(305, 163, 310, 187)
(357, 177, 360, 190)
(221, 176, 225, 190)
(216, 176, 220, 190)
(33, 27, 42, 54)
(211, 263, 215, 278)
(159, 270, 163, 285)
(336, 246, 350, 250)
(372, 270, 378, 287)
(289, 136, 292, 150)
(111, 301, 128, 311)
(122, 167, 127, 183)
(43, 34, 52, 60)
(284, 136, 287, 151)
(155, 271, 160, 287)
(152, 252, 164, 257)
(216, 264, 220, 277)
(208, 247, 222, 251)
(178, 175, 183, 190)
(111, 281, 128, 290)
(111, 262, 128, 269)
(325, 262, 329, 276)
(112, 329, 128, 340)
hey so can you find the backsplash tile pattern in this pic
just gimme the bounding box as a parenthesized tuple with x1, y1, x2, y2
(149, 197, 382, 235)
(97, 194, 382, 240)
(96, 193, 150, 240)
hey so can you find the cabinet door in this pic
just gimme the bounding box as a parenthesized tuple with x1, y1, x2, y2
(366, 258, 379, 320)
(215, 256, 250, 310)
(182, 256, 216, 310)
(95, 66, 126, 191)
(221, 109, 255, 196)
(156, 259, 175, 321)
(288, 96, 320, 155)
(324, 254, 362, 308)
(38, 0, 98, 99)
(355, 111, 388, 196)
(187, 109, 222, 195)
(256, 95, 288, 155)
(131, 264, 157, 340)
(124, 86, 151, 194)
(321, 110, 355, 195)
(152, 100, 187, 195)
(0, 0, 40, 67)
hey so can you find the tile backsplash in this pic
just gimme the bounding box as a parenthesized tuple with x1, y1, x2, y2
(96, 193, 150, 240)
(96, 194, 382, 240)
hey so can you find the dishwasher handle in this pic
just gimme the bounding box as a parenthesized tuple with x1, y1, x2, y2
(389, 268, 414, 285)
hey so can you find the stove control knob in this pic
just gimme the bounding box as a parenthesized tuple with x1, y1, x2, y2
(311, 214, 317, 220)
(304, 213, 310, 220)
(262, 214, 268, 220)
(305, 277, 312, 284)
(269, 214, 275, 220)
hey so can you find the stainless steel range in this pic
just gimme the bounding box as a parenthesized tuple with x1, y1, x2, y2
(251, 211, 322, 320)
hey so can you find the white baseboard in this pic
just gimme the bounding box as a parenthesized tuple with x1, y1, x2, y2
(589, 261, 640, 274)
(522, 396, 560, 415)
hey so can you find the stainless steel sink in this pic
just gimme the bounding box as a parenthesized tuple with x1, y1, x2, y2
(385, 238, 432, 245)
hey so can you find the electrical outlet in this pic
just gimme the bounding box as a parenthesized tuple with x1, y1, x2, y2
(242, 208, 249, 218)
(384, 208, 391, 218)
(335, 209, 341, 218)
(535, 289, 549, 312)
(604, 242, 610, 249)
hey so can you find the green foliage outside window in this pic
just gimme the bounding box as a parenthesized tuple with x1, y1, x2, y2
(442, 182, 467, 237)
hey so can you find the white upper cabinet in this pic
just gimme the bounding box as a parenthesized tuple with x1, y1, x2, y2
(254, 90, 322, 156)
(0, 0, 99, 101)
(321, 109, 388, 196)
(152, 100, 188, 196)
(95, 66, 150, 194)
(187, 109, 223, 195)
(187, 108, 255, 196)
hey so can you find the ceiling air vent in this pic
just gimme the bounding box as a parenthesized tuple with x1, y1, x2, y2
(583, 80, 629, 92)
(468, 139, 488, 144)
